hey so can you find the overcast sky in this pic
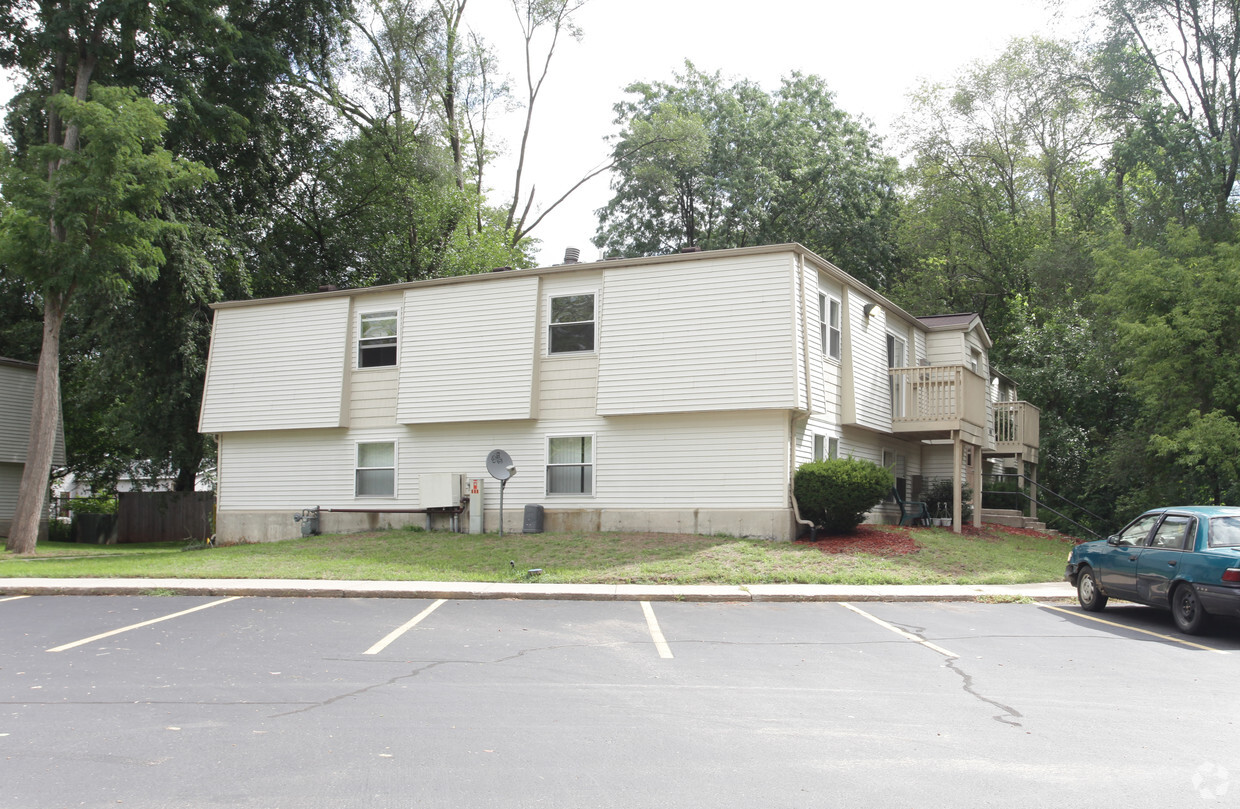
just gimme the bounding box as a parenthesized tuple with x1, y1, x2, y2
(0, 0, 1096, 267)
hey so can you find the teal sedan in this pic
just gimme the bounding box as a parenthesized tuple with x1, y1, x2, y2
(1065, 506, 1240, 634)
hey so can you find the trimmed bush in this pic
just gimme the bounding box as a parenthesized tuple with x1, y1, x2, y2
(794, 459, 894, 534)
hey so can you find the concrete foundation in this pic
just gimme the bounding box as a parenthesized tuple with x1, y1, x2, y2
(215, 507, 798, 544)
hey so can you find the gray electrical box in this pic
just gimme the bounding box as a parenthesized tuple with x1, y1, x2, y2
(522, 504, 544, 533)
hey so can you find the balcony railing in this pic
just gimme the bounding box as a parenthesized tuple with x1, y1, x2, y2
(992, 400, 1041, 453)
(888, 364, 989, 438)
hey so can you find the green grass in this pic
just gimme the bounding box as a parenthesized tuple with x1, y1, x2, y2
(0, 526, 1077, 586)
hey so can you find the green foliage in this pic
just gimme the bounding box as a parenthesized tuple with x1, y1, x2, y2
(596, 62, 900, 286)
(922, 478, 973, 522)
(794, 459, 894, 535)
(70, 494, 118, 515)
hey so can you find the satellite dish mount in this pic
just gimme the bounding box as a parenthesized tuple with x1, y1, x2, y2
(486, 449, 516, 537)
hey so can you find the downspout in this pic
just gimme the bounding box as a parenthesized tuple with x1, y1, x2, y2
(789, 254, 815, 540)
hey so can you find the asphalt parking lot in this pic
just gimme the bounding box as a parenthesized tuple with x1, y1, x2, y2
(2, 595, 1238, 808)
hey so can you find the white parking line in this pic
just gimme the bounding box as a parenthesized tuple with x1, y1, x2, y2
(1043, 605, 1229, 654)
(46, 597, 243, 652)
(363, 599, 447, 655)
(640, 601, 674, 659)
(0, 595, 30, 603)
(839, 602, 958, 658)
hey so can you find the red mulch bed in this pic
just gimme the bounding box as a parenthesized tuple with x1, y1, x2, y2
(795, 524, 921, 556)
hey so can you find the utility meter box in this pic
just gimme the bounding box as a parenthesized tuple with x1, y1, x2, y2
(419, 474, 461, 508)
(466, 477, 485, 534)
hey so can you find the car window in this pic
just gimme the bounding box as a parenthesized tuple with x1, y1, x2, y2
(1117, 514, 1160, 546)
(1150, 515, 1193, 549)
(1208, 516, 1240, 548)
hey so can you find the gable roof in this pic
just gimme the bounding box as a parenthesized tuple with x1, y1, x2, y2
(916, 313, 993, 349)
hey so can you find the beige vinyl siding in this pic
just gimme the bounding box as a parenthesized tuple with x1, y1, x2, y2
(349, 369, 398, 427)
(848, 295, 892, 432)
(200, 298, 350, 432)
(539, 356, 598, 419)
(596, 254, 798, 415)
(924, 331, 964, 366)
(396, 276, 538, 424)
(218, 428, 409, 510)
(913, 329, 928, 365)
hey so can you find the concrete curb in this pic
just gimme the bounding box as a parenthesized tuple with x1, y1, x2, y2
(0, 578, 1077, 603)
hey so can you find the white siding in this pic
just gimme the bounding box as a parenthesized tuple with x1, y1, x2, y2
(596, 254, 799, 415)
(924, 331, 964, 366)
(396, 276, 538, 423)
(350, 369, 398, 428)
(539, 356, 598, 419)
(849, 295, 891, 431)
(200, 297, 350, 432)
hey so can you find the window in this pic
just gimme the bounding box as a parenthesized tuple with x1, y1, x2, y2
(1209, 516, 1240, 548)
(887, 333, 907, 417)
(818, 294, 841, 360)
(358, 310, 398, 368)
(547, 435, 593, 494)
(549, 294, 595, 354)
(1116, 514, 1159, 546)
(356, 442, 395, 497)
(813, 435, 840, 461)
(1151, 515, 1194, 549)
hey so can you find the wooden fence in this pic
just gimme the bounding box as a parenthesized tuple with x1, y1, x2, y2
(116, 491, 215, 543)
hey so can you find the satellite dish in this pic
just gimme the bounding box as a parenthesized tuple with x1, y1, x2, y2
(486, 449, 514, 481)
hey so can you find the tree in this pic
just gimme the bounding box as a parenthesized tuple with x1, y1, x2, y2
(596, 63, 900, 286)
(1, 86, 210, 553)
(1091, 0, 1240, 235)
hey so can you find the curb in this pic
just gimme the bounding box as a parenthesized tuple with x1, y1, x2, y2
(0, 578, 1077, 603)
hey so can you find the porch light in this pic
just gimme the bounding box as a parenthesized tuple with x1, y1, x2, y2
(863, 303, 880, 318)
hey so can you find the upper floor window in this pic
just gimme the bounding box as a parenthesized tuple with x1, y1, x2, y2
(549, 294, 595, 354)
(358, 310, 398, 368)
(819, 294, 841, 360)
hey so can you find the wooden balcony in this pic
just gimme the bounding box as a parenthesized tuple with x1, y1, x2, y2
(991, 400, 1040, 463)
(888, 365, 989, 442)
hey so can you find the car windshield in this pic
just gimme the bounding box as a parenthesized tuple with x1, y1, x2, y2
(1208, 516, 1240, 548)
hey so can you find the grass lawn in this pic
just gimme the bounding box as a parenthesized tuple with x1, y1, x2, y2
(0, 524, 1077, 585)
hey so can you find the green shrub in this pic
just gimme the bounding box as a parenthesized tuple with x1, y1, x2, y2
(981, 475, 1025, 513)
(794, 459, 894, 534)
(70, 493, 117, 515)
(922, 478, 973, 522)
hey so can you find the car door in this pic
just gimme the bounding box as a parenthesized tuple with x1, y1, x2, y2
(1136, 514, 1194, 604)
(1098, 514, 1160, 598)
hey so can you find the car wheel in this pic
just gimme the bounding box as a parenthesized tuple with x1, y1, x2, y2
(1076, 566, 1107, 612)
(1171, 583, 1210, 635)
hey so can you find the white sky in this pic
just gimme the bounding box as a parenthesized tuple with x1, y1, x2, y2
(0, 0, 1095, 268)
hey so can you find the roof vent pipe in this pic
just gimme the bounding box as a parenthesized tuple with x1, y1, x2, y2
(318, 284, 338, 292)
(490, 266, 513, 273)
(680, 245, 702, 253)
(563, 247, 581, 264)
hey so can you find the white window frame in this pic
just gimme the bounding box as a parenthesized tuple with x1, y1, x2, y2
(545, 433, 595, 496)
(355, 440, 397, 498)
(822, 295, 841, 361)
(812, 435, 840, 462)
(547, 292, 597, 356)
(357, 309, 400, 369)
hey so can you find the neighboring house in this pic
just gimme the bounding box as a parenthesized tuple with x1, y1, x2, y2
(0, 357, 67, 537)
(198, 244, 1040, 542)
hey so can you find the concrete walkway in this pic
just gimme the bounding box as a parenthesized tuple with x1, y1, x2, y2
(0, 578, 1076, 602)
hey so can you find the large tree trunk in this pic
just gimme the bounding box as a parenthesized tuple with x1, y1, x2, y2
(6, 293, 67, 554)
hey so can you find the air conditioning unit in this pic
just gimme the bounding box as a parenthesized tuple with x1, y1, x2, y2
(419, 474, 461, 508)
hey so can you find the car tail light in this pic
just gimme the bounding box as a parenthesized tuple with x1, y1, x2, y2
(1224, 568, 1240, 583)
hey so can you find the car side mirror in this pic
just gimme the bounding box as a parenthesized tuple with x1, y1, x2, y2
(1107, 536, 1121, 546)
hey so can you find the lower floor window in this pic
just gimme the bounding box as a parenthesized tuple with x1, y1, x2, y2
(356, 441, 396, 497)
(547, 435, 593, 494)
(813, 435, 840, 462)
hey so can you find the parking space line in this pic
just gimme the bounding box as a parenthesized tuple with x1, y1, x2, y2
(640, 601, 674, 659)
(1043, 605, 1228, 654)
(0, 595, 30, 603)
(46, 597, 243, 652)
(839, 602, 958, 658)
(363, 599, 447, 655)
